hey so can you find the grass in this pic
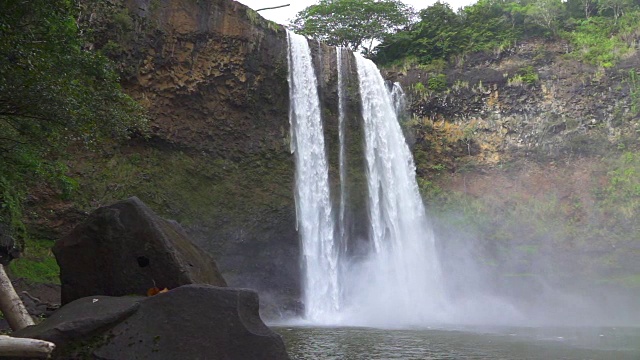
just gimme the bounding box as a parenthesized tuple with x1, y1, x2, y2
(7, 238, 60, 284)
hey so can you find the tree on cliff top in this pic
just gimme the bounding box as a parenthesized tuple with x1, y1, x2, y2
(0, 0, 146, 240)
(291, 0, 415, 54)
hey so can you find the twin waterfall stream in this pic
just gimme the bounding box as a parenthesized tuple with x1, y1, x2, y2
(287, 31, 448, 326)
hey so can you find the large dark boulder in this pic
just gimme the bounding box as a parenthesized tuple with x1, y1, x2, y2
(13, 285, 290, 360)
(92, 285, 289, 360)
(54, 197, 227, 304)
(13, 295, 142, 347)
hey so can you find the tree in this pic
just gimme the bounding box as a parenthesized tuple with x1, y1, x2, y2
(461, 0, 517, 51)
(527, 0, 566, 35)
(375, 2, 464, 64)
(0, 335, 55, 358)
(598, 0, 633, 23)
(0, 260, 55, 357)
(412, 2, 463, 61)
(0, 0, 146, 239)
(581, 0, 597, 18)
(291, 0, 415, 54)
(0, 263, 33, 331)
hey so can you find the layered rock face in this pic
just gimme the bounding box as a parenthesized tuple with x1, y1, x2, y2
(388, 39, 640, 300)
(120, 0, 291, 158)
(390, 39, 639, 163)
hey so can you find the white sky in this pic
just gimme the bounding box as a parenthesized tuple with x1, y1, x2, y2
(235, 0, 477, 26)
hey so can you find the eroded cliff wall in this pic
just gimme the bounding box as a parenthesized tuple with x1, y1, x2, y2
(56, 0, 370, 316)
(68, 0, 300, 314)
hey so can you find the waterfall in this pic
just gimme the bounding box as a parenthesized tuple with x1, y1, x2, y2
(287, 32, 448, 326)
(390, 82, 407, 121)
(286, 31, 340, 321)
(336, 47, 347, 255)
(346, 54, 447, 325)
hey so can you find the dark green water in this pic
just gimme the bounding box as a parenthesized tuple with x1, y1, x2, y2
(274, 326, 640, 360)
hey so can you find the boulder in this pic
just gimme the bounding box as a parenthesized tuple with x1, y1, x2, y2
(53, 197, 227, 304)
(13, 285, 290, 360)
(12, 295, 142, 347)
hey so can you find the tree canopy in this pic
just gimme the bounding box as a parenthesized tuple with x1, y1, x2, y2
(291, 0, 415, 54)
(0, 0, 146, 239)
(373, 0, 640, 67)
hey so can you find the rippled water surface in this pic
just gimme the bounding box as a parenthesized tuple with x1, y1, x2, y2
(274, 326, 640, 360)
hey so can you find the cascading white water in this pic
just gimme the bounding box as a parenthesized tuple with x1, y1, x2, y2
(286, 31, 340, 321)
(287, 32, 450, 325)
(343, 54, 449, 326)
(336, 47, 347, 253)
(390, 82, 407, 120)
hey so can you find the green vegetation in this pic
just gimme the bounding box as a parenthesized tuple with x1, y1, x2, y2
(374, 0, 525, 65)
(8, 239, 60, 284)
(627, 70, 640, 115)
(428, 74, 448, 92)
(599, 151, 640, 219)
(509, 66, 539, 85)
(0, 0, 146, 246)
(291, 0, 414, 54)
(608, 274, 640, 288)
(371, 0, 640, 69)
(413, 82, 427, 95)
(567, 15, 639, 67)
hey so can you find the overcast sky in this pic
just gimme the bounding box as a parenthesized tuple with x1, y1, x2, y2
(235, 0, 477, 26)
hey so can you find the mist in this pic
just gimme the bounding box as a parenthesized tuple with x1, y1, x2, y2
(429, 201, 640, 328)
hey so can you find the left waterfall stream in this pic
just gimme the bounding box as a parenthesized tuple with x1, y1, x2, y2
(286, 30, 341, 322)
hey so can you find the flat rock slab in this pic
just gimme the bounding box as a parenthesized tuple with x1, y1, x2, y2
(13, 296, 142, 346)
(13, 285, 290, 360)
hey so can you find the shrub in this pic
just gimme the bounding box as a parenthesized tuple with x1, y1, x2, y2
(428, 74, 447, 92)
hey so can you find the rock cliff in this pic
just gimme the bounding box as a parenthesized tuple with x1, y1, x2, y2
(388, 38, 640, 302)
(59, 0, 368, 316)
(391, 39, 639, 163)
(65, 0, 301, 315)
(20, 0, 638, 316)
